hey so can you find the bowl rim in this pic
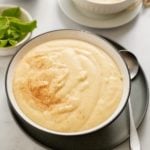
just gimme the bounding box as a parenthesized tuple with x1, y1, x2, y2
(0, 4, 33, 50)
(86, 0, 129, 5)
(5, 29, 131, 136)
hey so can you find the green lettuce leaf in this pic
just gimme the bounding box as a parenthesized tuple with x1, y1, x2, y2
(0, 40, 8, 47)
(10, 20, 37, 32)
(1, 7, 21, 18)
(0, 17, 9, 29)
(8, 39, 17, 46)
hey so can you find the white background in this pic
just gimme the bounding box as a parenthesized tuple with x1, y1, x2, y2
(0, 0, 150, 150)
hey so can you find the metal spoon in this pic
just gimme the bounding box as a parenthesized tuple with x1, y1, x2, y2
(120, 50, 140, 150)
(120, 50, 139, 79)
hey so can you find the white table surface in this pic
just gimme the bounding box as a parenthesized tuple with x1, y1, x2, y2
(0, 0, 150, 150)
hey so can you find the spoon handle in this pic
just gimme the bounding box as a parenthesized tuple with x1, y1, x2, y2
(129, 98, 141, 150)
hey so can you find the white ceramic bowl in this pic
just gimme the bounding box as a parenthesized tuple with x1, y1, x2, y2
(0, 5, 33, 56)
(72, 0, 136, 15)
(6, 29, 130, 137)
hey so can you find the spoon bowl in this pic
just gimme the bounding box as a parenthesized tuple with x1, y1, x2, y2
(120, 50, 139, 80)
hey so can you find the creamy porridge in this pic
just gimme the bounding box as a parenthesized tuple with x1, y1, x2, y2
(13, 39, 123, 132)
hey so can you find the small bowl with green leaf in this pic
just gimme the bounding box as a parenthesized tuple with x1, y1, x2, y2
(0, 5, 37, 56)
